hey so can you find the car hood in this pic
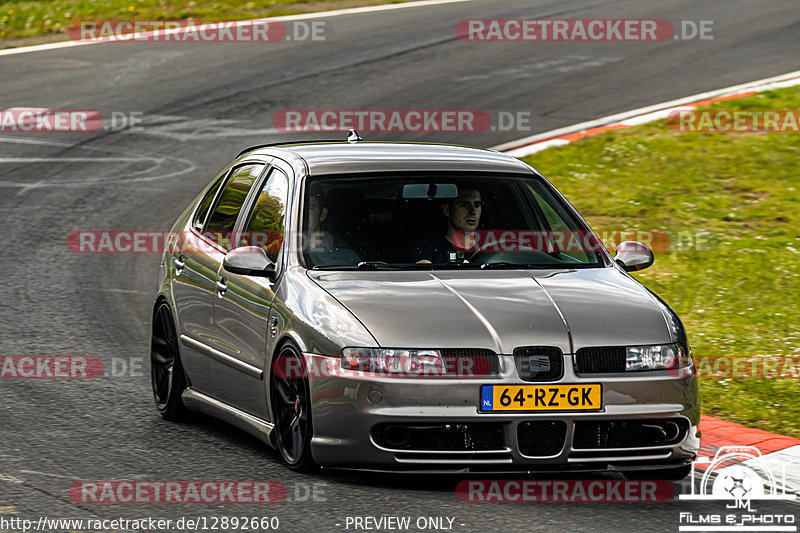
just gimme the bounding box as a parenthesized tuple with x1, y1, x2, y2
(307, 267, 672, 354)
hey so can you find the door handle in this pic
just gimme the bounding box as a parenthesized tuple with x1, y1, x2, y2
(174, 255, 185, 275)
(216, 278, 228, 297)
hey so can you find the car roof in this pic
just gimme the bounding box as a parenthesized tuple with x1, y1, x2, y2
(242, 142, 534, 176)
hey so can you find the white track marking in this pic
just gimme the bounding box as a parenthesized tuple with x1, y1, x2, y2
(18, 469, 81, 480)
(0, 0, 472, 57)
(494, 69, 800, 156)
(132, 114, 281, 141)
(0, 157, 151, 163)
(0, 136, 196, 188)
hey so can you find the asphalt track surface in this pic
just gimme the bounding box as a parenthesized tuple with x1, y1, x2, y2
(1, 0, 799, 531)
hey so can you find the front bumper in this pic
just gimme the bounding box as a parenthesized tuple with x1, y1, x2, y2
(305, 354, 700, 471)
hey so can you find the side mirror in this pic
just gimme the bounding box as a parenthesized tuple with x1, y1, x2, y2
(223, 246, 276, 278)
(614, 241, 654, 272)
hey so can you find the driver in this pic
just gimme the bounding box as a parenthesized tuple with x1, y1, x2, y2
(406, 186, 482, 264)
(306, 185, 360, 266)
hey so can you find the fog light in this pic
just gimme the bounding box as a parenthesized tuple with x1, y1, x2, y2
(367, 389, 383, 404)
(382, 425, 409, 447)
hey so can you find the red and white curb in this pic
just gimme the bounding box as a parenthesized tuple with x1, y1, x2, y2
(496, 70, 800, 492)
(493, 70, 800, 157)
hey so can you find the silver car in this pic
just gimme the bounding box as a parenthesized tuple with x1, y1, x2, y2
(150, 137, 700, 478)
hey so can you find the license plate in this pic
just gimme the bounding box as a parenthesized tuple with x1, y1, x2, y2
(480, 384, 602, 411)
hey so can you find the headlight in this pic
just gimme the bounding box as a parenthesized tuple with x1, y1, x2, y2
(342, 348, 444, 375)
(625, 343, 692, 371)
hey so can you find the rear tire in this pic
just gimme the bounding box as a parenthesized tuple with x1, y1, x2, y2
(271, 346, 318, 473)
(623, 465, 692, 481)
(151, 301, 188, 420)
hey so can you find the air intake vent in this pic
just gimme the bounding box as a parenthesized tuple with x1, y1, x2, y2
(440, 349, 500, 376)
(517, 421, 567, 456)
(573, 419, 689, 449)
(372, 423, 505, 451)
(575, 346, 626, 373)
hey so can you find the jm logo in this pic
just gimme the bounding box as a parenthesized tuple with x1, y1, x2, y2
(680, 445, 795, 506)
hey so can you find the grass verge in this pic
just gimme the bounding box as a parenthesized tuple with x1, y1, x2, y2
(523, 86, 800, 437)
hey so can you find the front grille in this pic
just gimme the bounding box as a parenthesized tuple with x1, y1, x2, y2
(441, 349, 500, 377)
(573, 418, 690, 449)
(517, 421, 567, 456)
(513, 346, 563, 381)
(575, 346, 626, 373)
(372, 423, 505, 451)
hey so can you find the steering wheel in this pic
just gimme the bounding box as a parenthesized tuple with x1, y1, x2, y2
(465, 234, 551, 264)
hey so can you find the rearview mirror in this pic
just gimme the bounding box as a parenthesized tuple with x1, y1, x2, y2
(223, 246, 276, 277)
(614, 241, 654, 272)
(402, 183, 458, 199)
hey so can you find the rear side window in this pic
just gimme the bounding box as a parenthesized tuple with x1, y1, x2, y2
(204, 163, 264, 250)
(193, 171, 228, 231)
(241, 168, 289, 263)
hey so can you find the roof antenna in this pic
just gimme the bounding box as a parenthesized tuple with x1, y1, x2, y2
(346, 129, 363, 144)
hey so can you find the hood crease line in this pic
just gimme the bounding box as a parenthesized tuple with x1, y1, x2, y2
(429, 273, 505, 354)
(527, 273, 574, 355)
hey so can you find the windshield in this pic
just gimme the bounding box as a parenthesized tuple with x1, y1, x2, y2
(302, 173, 608, 270)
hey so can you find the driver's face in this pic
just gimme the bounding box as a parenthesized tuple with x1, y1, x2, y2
(444, 189, 482, 232)
(307, 196, 327, 233)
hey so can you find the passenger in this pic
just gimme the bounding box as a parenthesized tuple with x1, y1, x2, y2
(407, 186, 482, 264)
(306, 185, 360, 267)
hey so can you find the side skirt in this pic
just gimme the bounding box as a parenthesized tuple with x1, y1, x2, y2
(182, 388, 275, 449)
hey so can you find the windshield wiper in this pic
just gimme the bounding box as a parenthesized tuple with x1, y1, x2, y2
(311, 261, 415, 271)
(428, 262, 480, 269)
(356, 261, 391, 270)
(479, 262, 550, 269)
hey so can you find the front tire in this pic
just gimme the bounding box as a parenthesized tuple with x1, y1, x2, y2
(271, 346, 317, 472)
(151, 301, 188, 420)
